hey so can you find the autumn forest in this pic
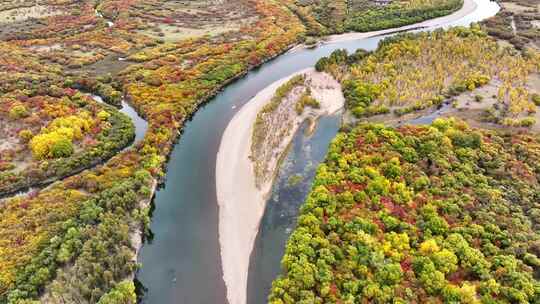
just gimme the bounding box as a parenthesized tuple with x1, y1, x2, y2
(0, 0, 539, 303)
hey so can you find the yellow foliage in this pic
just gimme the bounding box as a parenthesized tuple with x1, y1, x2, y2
(97, 110, 111, 121)
(419, 239, 440, 255)
(29, 129, 74, 160)
(46, 114, 92, 140)
(383, 232, 411, 261)
(459, 283, 480, 304)
(348, 30, 538, 115)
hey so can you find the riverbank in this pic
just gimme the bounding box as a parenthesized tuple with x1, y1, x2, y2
(216, 68, 343, 304)
(288, 0, 477, 53)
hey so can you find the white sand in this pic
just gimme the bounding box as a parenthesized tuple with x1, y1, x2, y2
(216, 68, 343, 304)
(288, 0, 477, 53)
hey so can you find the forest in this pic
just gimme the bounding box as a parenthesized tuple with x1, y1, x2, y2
(269, 118, 540, 303)
(1, 0, 538, 302)
(282, 0, 464, 35)
(270, 2, 540, 303)
(0, 0, 305, 302)
(315, 25, 540, 128)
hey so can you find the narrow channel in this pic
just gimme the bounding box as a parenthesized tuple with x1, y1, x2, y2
(91, 96, 148, 145)
(135, 1, 499, 303)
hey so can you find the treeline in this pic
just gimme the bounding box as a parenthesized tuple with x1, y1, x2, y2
(269, 119, 540, 303)
(252, 74, 307, 186)
(285, 0, 464, 35)
(345, 0, 464, 32)
(252, 74, 306, 159)
(314, 26, 539, 121)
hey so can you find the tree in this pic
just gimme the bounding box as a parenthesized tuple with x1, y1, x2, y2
(375, 263, 403, 286)
(97, 281, 136, 304)
(30, 130, 74, 159)
(433, 249, 458, 274)
(9, 104, 29, 119)
(50, 137, 74, 158)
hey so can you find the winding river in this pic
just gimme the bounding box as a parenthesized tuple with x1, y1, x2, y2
(0, 96, 147, 200)
(135, 1, 500, 303)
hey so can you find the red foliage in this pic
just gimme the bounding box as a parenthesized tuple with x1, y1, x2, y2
(400, 257, 412, 272)
(91, 126, 102, 135)
(345, 181, 365, 192)
(328, 184, 345, 193)
(373, 218, 385, 231)
(329, 283, 338, 296)
(356, 136, 365, 147)
(63, 88, 77, 97)
(248, 54, 261, 66)
(165, 70, 185, 83)
(447, 268, 467, 284)
(163, 17, 175, 24)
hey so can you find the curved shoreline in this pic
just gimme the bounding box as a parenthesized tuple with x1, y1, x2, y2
(216, 68, 344, 304)
(216, 69, 309, 304)
(288, 0, 477, 53)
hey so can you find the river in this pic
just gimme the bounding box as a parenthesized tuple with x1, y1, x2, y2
(135, 1, 500, 303)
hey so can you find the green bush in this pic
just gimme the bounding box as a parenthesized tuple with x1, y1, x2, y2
(9, 104, 29, 119)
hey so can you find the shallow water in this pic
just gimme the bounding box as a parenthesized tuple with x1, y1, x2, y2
(135, 1, 500, 303)
(247, 116, 342, 304)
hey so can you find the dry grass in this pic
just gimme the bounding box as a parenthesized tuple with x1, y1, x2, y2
(0, 4, 60, 24)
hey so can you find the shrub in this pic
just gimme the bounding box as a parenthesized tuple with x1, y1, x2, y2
(519, 117, 536, 127)
(97, 281, 136, 304)
(98, 110, 111, 121)
(9, 104, 29, 119)
(50, 137, 74, 158)
(532, 93, 540, 106)
(47, 115, 92, 140)
(18, 129, 33, 142)
(30, 131, 74, 160)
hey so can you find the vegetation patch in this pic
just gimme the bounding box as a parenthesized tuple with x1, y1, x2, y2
(0, 0, 307, 301)
(283, 0, 464, 35)
(0, 92, 134, 195)
(269, 119, 540, 303)
(316, 26, 540, 122)
(481, 0, 540, 51)
(252, 74, 308, 187)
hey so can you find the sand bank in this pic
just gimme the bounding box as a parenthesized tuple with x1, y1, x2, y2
(216, 68, 343, 304)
